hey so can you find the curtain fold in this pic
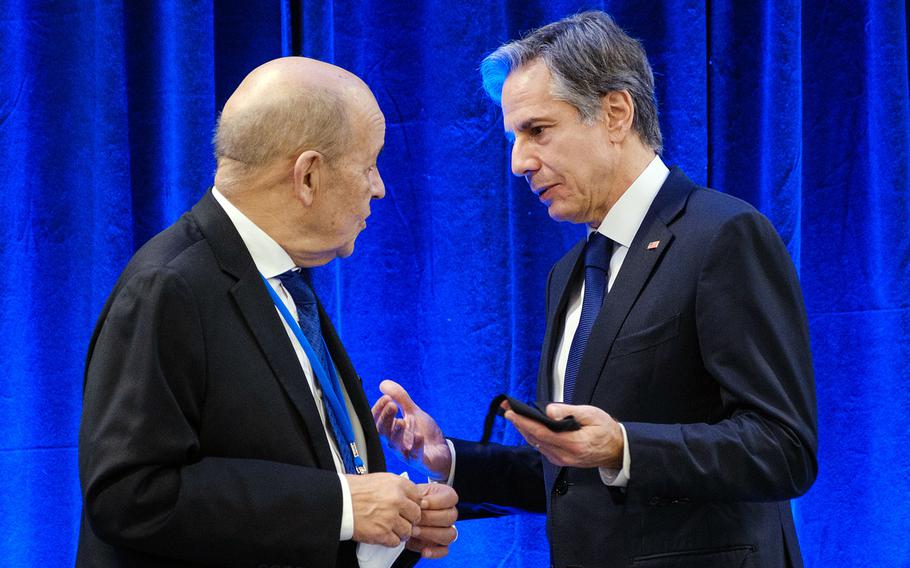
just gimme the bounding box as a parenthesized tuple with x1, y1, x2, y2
(0, 1, 906, 565)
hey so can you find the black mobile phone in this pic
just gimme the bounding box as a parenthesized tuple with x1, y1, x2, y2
(481, 394, 582, 444)
(498, 395, 582, 432)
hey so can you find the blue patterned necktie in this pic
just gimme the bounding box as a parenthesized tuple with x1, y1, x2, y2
(563, 232, 612, 404)
(275, 269, 357, 474)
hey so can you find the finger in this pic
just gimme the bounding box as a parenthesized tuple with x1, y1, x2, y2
(404, 538, 426, 554)
(403, 430, 423, 461)
(371, 396, 396, 423)
(401, 424, 416, 455)
(503, 409, 550, 440)
(402, 479, 422, 502)
(389, 418, 405, 447)
(412, 525, 457, 546)
(392, 517, 414, 541)
(405, 538, 448, 558)
(420, 545, 450, 560)
(418, 507, 458, 527)
(418, 484, 458, 510)
(379, 379, 419, 414)
(380, 534, 400, 548)
(546, 402, 602, 425)
(374, 402, 399, 436)
(370, 394, 391, 420)
(401, 502, 422, 527)
(503, 411, 569, 454)
(406, 538, 451, 560)
(390, 419, 413, 454)
(543, 402, 575, 420)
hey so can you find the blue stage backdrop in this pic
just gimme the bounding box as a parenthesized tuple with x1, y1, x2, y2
(1, 1, 908, 566)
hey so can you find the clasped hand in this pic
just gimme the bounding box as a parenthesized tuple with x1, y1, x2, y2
(348, 474, 458, 559)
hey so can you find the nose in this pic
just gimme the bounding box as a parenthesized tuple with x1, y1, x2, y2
(370, 166, 385, 199)
(510, 139, 540, 179)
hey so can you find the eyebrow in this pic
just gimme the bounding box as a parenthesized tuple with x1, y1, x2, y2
(504, 116, 548, 142)
(515, 117, 549, 132)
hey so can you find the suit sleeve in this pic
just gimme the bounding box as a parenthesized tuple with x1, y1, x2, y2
(79, 266, 345, 567)
(449, 439, 547, 516)
(623, 211, 818, 503)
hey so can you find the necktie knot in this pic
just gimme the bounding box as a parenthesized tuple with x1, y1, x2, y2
(584, 232, 612, 272)
(277, 269, 316, 306)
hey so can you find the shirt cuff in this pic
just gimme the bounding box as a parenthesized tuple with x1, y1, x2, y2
(598, 422, 631, 487)
(435, 439, 457, 486)
(338, 472, 354, 540)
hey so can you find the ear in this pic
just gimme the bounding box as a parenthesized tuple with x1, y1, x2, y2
(600, 90, 635, 142)
(293, 150, 323, 207)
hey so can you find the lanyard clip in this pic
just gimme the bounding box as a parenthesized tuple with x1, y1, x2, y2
(351, 442, 366, 475)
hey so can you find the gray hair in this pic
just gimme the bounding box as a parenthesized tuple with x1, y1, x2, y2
(213, 86, 349, 173)
(481, 11, 662, 153)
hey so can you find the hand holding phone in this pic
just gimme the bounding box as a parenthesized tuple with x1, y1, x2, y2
(480, 394, 581, 444)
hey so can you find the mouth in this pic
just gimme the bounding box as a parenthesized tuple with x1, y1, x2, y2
(533, 183, 557, 201)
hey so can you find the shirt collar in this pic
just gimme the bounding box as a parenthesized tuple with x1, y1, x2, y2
(592, 155, 670, 248)
(212, 187, 296, 278)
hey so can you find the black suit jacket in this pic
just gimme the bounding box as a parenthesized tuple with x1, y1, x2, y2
(77, 191, 417, 568)
(453, 168, 817, 568)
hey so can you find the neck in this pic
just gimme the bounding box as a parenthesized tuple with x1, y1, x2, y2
(216, 174, 337, 269)
(589, 143, 656, 228)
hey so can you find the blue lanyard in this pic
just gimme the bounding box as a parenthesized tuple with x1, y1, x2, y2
(260, 273, 365, 474)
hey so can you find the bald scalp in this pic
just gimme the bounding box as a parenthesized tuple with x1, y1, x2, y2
(213, 57, 367, 183)
(214, 87, 347, 167)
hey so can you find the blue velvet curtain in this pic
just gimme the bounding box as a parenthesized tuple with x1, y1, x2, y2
(1, 1, 907, 566)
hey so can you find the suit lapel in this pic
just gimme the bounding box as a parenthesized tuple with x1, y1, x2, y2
(192, 191, 337, 470)
(571, 168, 695, 406)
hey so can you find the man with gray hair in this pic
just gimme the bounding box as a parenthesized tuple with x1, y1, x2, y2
(374, 11, 816, 568)
(78, 57, 457, 567)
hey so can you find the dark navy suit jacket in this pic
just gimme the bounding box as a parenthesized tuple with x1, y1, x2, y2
(453, 168, 817, 568)
(77, 191, 418, 568)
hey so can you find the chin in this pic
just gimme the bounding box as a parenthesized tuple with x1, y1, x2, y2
(336, 241, 357, 258)
(547, 206, 575, 224)
(547, 202, 590, 225)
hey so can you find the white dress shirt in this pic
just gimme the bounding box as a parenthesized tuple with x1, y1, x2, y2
(551, 155, 669, 485)
(211, 188, 362, 539)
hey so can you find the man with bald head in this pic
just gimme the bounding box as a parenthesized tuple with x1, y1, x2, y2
(77, 57, 456, 568)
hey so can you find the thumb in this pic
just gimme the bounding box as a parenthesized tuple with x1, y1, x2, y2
(547, 403, 603, 425)
(544, 402, 579, 420)
(379, 379, 419, 414)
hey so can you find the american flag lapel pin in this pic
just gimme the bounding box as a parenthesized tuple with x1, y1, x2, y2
(647, 240, 660, 250)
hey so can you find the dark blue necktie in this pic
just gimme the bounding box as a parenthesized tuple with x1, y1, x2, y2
(563, 232, 612, 404)
(276, 269, 357, 474)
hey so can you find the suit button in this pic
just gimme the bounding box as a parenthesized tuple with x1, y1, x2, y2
(554, 479, 569, 495)
(648, 496, 661, 506)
